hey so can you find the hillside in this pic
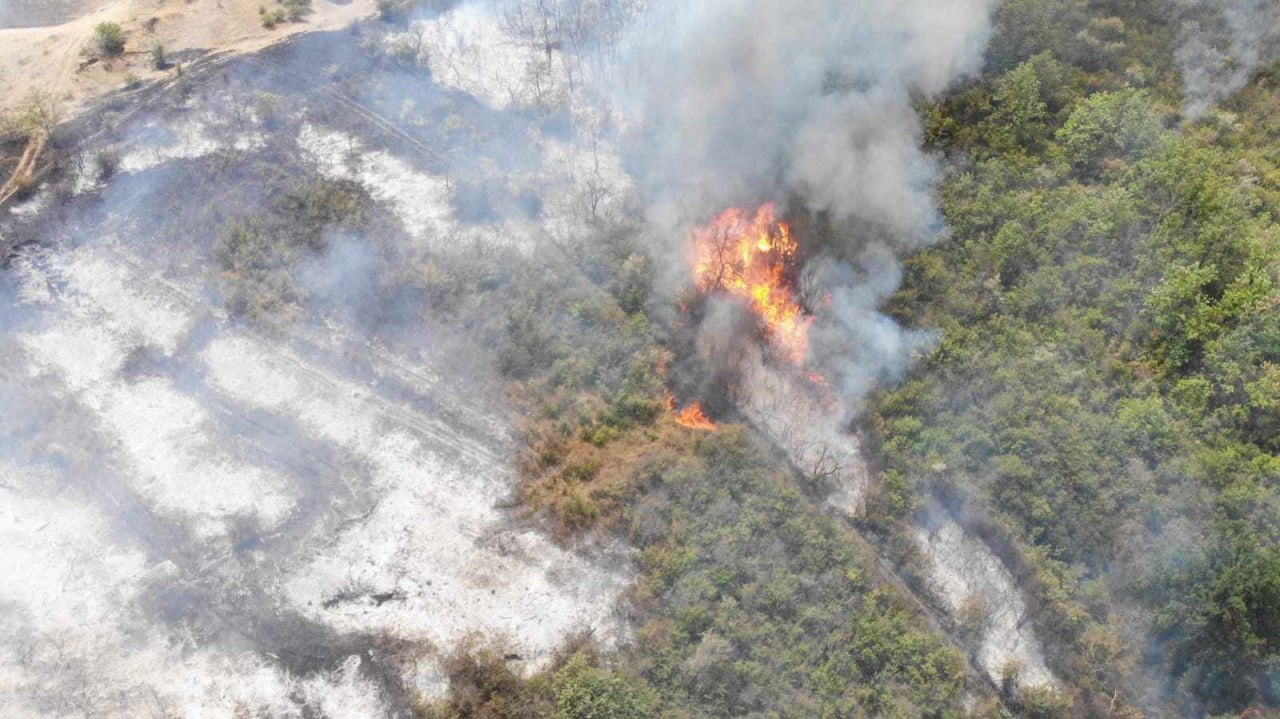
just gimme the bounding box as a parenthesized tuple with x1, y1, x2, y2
(1, 1, 1278, 718)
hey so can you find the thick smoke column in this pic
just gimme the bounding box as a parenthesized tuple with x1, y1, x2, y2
(1176, 0, 1280, 120)
(613, 0, 995, 410)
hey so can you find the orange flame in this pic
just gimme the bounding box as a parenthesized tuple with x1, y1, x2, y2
(673, 401, 716, 431)
(689, 203, 812, 364)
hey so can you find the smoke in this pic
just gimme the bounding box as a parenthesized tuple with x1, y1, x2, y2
(615, 0, 991, 236)
(603, 7, 1065, 690)
(611, 0, 994, 410)
(297, 233, 382, 325)
(806, 247, 936, 407)
(1175, 0, 1280, 120)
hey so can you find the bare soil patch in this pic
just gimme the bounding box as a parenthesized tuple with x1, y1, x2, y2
(0, 0, 374, 119)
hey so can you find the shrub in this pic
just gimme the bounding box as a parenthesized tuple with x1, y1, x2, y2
(423, 642, 547, 718)
(584, 425, 619, 447)
(150, 40, 166, 69)
(12, 91, 59, 138)
(94, 22, 125, 56)
(94, 151, 119, 182)
(1014, 685, 1073, 719)
(957, 593, 991, 640)
(551, 655, 656, 719)
(610, 393, 663, 426)
(259, 8, 282, 28)
(281, 0, 311, 21)
(1056, 88, 1162, 173)
(561, 490, 599, 529)
(561, 458, 600, 484)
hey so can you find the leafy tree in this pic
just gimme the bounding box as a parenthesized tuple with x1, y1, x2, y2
(990, 60, 1049, 150)
(867, 3, 1280, 714)
(987, 0, 1089, 72)
(1057, 88, 1163, 174)
(1153, 541, 1280, 712)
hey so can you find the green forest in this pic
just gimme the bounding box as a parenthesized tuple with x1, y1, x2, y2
(875, 0, 1280, 714)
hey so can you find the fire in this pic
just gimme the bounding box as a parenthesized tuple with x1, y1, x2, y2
(673, 401, 716, 431)
(689, 203, 812, 364)
(666, 392, 716, 430)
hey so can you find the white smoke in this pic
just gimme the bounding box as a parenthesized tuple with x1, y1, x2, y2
(611, 0, 994, 411)
(614, 0, 994, 243)
(1176, 0, 1280, 120)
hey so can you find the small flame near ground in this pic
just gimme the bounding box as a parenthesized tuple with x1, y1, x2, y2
(675, 403, 716, 430)
(689, 202, 812, 365)
(667, 393, 716, 430)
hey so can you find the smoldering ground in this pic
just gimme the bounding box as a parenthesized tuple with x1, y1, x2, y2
(0, 14, 641, 715)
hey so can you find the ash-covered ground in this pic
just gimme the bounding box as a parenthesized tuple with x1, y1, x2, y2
(0, 9, 634, 715)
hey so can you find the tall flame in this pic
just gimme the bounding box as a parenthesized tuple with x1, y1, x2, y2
(689, 203, 811, 364)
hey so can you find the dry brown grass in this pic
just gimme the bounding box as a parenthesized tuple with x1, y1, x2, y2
(512, 383, 706, 541)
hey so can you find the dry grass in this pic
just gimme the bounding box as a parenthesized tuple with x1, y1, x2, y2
(513, 383, 707, 541)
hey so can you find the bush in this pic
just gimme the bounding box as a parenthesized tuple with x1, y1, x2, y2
(561, 459, 600, 484)
(1014, 685, 1073, 719)
(958, 593, 991, 640)
(94, 151, 119, 182)
(281, 0, 311, 21)
(7, 91, 59, 139)
(94, 22, 125, 56)
(1056, 88, 1163, 173)
(150, 41, 166, 69)
(259, 7, 285, 28)
(561, 490, 599, 529)
(421, 643, 547, 718)
(610, 393, 663, 426)
(416, 644, 654, 719)
(551, 655, 656, 719)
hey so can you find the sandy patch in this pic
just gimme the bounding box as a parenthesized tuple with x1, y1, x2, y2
(0, 0, 375, 119)
(916, 516, 1055, 688)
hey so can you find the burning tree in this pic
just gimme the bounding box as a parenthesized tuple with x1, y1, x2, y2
(688, 203, 812, 365)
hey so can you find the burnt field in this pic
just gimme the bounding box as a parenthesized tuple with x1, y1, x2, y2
(0, 17, 636, 716)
